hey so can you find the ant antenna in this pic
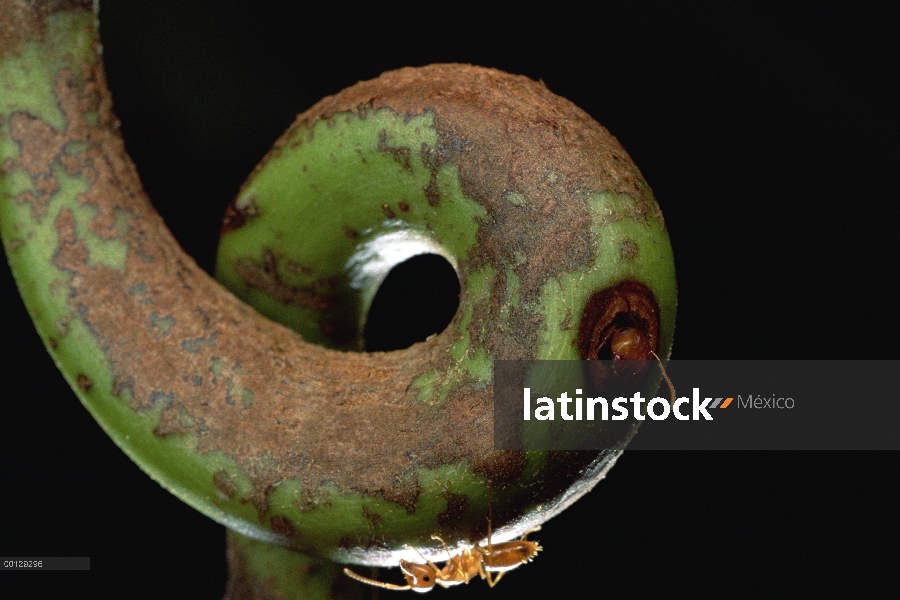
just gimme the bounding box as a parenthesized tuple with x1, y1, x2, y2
(487, 481, 494, 552)
(343, 568, 411, 591)
(650, 350, 676, 405)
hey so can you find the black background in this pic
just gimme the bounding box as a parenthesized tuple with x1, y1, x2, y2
(2, 1, 896, 598)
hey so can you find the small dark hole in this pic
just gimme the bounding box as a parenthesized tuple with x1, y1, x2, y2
(364, 254, 460, 352)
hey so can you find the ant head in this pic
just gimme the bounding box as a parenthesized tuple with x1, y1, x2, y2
(610, 326, 651, 361)
(400, 559, 438, 592)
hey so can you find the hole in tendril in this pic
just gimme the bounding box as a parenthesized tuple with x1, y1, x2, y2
(363, 254, 460, 352)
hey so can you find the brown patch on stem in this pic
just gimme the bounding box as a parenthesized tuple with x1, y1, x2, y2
(214, 470, 237, 499)
(271, 515, 296, 537)
(76, 373, 92, 392)
(378, 470, 420, 514)
(221, 196, 260, 233)
(377, 129, 412, 172)
(232, 249, 330, 311)
(619, 238, 639, 262)
(361, 505, 382, 529)
(473, 451, 527, 487)
(437, 491, 469, 528)
(0, 1, 93, 58)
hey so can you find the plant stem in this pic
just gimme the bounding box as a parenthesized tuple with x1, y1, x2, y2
(224, 531, 370, 600)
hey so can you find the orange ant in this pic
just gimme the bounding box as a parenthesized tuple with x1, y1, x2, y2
(343, 520, 541, 592)
(609, 326, 676, 405)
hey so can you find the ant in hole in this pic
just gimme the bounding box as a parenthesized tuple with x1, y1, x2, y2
(609, 325, 676, 404)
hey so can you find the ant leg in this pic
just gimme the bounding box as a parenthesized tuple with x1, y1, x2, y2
(477, 535, 510, 589)
(430, 535, 454, 562)
(478, 561, 495, 587)
(430, 536, 463, 578)
(485, 569, 508, 588)
(429, 536, 467, 582)
(520, 524, 542, 540)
